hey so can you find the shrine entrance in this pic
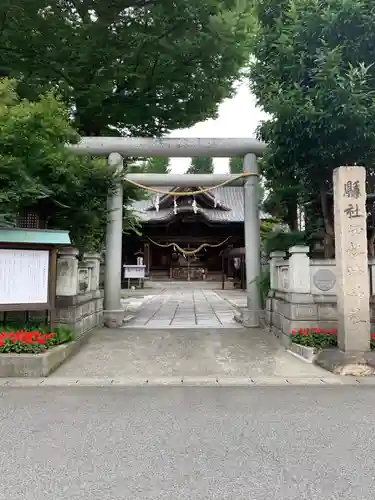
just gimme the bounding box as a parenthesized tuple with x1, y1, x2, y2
(68, 137, 266, 327)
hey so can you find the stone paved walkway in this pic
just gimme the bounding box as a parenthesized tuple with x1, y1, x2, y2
(123, 288, 241, 328)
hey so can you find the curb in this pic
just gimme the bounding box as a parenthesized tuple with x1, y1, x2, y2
(287, 343, 317, 363)
(0, 375, 371, 387)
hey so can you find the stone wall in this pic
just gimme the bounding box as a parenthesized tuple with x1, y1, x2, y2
(55, 290, 103, 339)
(265, 246, 375, 345)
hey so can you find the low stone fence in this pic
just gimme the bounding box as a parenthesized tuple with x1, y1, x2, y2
(55, 247, 104, 338)
(265, 246, 375, 344)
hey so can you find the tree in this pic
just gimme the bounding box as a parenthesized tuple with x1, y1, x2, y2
(250, 0, 375, 255)
(229, 157, 243, 174)
(0, 0, 255, 136)
(145, 157, 171, 174)
(187, 157, 214, 174)
(0, 79, 139, 251)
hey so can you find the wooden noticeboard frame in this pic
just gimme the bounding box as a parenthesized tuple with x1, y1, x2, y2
(0, 242, 58, 329)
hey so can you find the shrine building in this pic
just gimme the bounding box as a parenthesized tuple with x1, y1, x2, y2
(123, 185, 268, 281)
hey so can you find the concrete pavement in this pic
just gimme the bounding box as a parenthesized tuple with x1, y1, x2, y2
(1, 385, 375, 499)
(51, 326, 337, 379)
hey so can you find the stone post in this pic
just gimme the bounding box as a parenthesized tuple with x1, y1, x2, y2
(83, 252, 101, 291)
(288, 246, 311, 294)
(269, 251, 286, 291)
(242, 153, 261, 327)
(104, 152, 124, 327)
(334, 166, 370, 352)
(56, 247, 79, 296)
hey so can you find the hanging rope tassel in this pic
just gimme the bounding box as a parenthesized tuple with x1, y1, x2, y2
(192, 197, 198, 214)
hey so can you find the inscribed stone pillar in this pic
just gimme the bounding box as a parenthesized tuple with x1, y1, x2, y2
(333, 166, 370, 352)
(56, 247, 79, 296)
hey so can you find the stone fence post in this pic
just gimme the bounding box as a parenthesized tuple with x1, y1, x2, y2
(269, 251, 286, 291)
(56, 247, 79, 296)
(83, 252, 101, 291)
(78, 261, 91, 294)
(288, 246, 311, 295)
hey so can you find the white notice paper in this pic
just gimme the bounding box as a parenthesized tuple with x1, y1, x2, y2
(0, 249, 49, 305)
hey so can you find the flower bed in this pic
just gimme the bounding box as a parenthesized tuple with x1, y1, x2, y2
(0, 326, 73, 354)
(0, 325, 77, 377)
(290, 328, 375, 350)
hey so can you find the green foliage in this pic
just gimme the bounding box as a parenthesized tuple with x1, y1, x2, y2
(187, 157, 214, 174)
(144, 157, 171, 174)
(256, 269, 270, 308)
(0, 79, 140, 251)
(260, 219, 280, 239)
(0, 0, 255, 136)
(263, 230, 306, 256)
(250, 0, 375, 233)
(229, 157, 243, 173)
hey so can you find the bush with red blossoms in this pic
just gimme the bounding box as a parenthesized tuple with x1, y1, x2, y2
(290, 328, 375, 350)
(0, 326, 74, 354)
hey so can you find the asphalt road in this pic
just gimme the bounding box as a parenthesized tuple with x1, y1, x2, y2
(1, 386, 374, 499)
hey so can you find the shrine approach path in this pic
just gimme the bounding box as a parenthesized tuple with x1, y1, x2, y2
(51, 283, 337, 381)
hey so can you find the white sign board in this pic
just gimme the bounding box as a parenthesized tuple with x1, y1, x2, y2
(0, 249, 49, 304)
(123, 265, 146, 279)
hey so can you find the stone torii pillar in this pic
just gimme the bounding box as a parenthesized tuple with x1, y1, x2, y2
(241, 153, 261, 327)
(104, 152, 124, 327)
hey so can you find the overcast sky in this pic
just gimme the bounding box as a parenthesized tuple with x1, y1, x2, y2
(168, 80, 268, 173)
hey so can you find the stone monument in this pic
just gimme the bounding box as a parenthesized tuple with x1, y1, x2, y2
(333, 166, 370, 352)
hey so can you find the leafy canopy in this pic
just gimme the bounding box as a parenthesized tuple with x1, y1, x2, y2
(229, 157, 243, 174)
(187, 157, 214, 174)
(0, 0, 255, 136)
(250, 0, 375, 228)
(0, 78, 139, 251)
(142, 157, 171, 174)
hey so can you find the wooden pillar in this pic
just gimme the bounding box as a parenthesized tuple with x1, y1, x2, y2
(144, 243, 150, 276)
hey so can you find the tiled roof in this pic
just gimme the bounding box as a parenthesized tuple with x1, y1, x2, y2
(130, 186, 270, 223)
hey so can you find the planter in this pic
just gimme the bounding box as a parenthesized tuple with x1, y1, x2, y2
(288, 342, 318, 363)
(0, 341, 80, 377)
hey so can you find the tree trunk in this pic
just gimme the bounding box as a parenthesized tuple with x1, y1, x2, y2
(368, 229, 375, 258)
(320, 187, 334, 258)
(285, 197, 298, 231)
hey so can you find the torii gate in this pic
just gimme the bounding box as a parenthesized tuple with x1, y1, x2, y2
(68, 137, 267, 327)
